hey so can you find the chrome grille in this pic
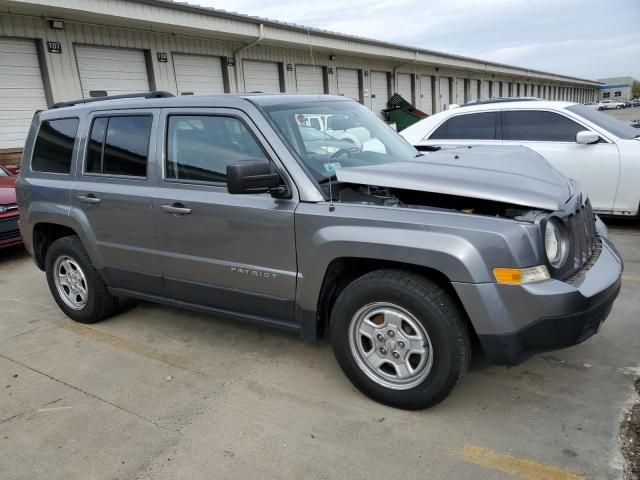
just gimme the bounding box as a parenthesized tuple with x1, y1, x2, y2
(568, 199, 597, 269)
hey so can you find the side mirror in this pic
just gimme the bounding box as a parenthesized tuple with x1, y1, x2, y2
(576, 130, 599, 145)
(226, 160, 285, 196)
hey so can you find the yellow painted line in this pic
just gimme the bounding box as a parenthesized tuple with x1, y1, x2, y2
(458, 445, 585, 480)
(57, 319, 205, 376)
(622, 274, 640, 282)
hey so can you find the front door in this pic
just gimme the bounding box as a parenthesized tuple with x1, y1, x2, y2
(152, 108, 298, 328)
(501, 109, 620, 214)
(71, 110, 163, 294)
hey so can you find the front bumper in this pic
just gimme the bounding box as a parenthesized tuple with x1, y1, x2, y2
(453, 237, 623, 365)
(0, 215, 22, 248)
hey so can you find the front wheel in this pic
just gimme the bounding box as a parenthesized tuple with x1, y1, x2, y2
(330, 269, 471, 410)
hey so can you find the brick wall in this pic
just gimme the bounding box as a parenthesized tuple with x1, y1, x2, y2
(0, 149, 23, 167)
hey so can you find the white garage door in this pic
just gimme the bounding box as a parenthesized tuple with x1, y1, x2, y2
(370, 71, 389, 118)
(438, 77, 450, 112)
(243, 60, 281, 93)
(419, 76, 433, 114)
(337, 68, 360, 102)
(479, 80, 489, 100)
(396, 73, 412, 103)
(455, 78, 465, 104)
(173, 53, 225, 95)
(468, 79, 478, 101)
(75, 45, 149, 98)
(296, 65, 324, 94)
(504, 82, 511, 97)
(0, 38, 48, 149)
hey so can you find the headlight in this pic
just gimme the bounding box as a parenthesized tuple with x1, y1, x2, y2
(544, 218, 566, 267)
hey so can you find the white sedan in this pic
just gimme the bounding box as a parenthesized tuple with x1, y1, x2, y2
(400, 100, 640, 217)
(597, 100, 626, 110)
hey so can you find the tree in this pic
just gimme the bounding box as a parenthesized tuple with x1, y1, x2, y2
(632, 80, 640, 99)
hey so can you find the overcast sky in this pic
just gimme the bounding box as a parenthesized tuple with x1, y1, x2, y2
(193, 0, 640, 81)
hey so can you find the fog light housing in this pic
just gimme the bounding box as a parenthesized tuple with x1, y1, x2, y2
(494, 266, 550, 285)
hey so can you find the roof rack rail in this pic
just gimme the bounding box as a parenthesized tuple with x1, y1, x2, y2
(462, 97, 543, 107)
(51, 91, 175, 109)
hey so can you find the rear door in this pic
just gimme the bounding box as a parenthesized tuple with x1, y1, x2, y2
(152, 108, 298, 326)
(419, 111, 501, 148)
(501, 109, 620, 213)
(71, 110, 163, 293)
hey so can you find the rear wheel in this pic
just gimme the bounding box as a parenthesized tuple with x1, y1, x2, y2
(330, 269, 471, 410)
(45, 236, 118, 323)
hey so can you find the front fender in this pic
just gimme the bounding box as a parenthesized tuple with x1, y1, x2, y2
(294, 203, 540, 312)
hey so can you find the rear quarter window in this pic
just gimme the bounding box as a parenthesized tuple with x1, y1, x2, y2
(32, 118, 79, 174)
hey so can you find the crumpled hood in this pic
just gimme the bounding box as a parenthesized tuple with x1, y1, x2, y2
(0, 176, 17, 205)
(336, 145, 573, 211)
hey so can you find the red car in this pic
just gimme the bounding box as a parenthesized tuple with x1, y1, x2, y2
(0, 164, 21, 249)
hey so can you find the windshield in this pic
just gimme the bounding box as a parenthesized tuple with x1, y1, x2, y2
(567, 104, 640, 139)
(262, 100, 419, 182)
(0, 167, 7, 177)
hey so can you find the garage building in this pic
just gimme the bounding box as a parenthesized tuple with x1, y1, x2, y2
(0, 0, 602, 163)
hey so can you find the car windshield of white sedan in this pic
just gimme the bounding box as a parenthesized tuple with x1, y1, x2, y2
(567, 104, 640, 139)
(263, 100, 419, 182)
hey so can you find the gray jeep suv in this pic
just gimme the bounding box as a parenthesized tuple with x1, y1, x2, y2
(16, 92, 622, 409)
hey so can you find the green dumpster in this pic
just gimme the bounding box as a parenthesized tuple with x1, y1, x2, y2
(383, 93, 428, 131)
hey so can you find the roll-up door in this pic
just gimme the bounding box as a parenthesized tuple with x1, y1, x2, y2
(396, 73, 412, 102)
(455, 78, 465, 104)
(468, 79, 479, 101)
(295, 65, 324, 94)
(419, 76, 433, 114)
(243, 60, 282, 93)
(337, 68, 361, 102)
(75, 45, 150, 98)
(481, 80, 490, 99)
(438, 77, 450, 112)
(0, 37, 48, 149)
(505, 82, 512, 97)
(370, 71, 390, 118)
(173, 53, 225, 95)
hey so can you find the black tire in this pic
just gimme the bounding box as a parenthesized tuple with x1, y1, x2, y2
(330, 269, 471, 410)
(45, 236, 118, 324)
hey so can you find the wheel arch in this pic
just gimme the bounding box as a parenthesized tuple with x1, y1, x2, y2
(310, 257, 476, 343)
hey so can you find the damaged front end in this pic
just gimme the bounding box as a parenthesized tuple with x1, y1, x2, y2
(337, 183, 546, 220)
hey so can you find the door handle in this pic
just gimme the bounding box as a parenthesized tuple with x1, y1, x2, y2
(161, 203, 192, 215)
(77, 194, 101, 204)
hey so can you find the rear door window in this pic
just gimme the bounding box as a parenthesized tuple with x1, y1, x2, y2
(85, 115, 152, 177)
(429, 112, 497, 140)
(503, 110, 584, 142)
(32, 118, 79, 174)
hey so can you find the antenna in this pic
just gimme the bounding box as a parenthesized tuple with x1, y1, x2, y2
(328, 171, 335, 212)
